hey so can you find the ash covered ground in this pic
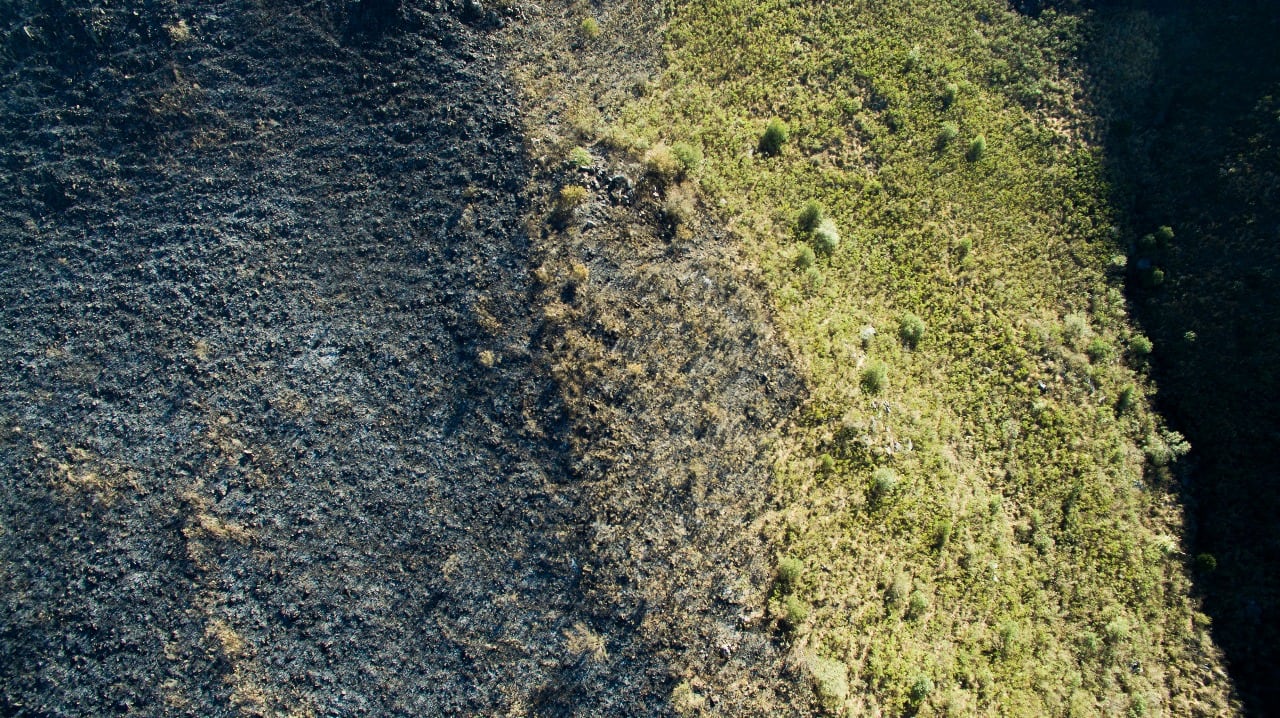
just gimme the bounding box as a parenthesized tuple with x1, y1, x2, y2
(0, 1, 805, 715)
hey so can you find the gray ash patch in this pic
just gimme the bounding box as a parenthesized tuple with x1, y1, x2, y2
(1, 1, 576, 715)
(0, 0, 807, 715)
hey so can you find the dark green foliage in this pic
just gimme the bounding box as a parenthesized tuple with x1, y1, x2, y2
(813, 218, 840, 253)
(861, 361, 887, 394)
(1116, 384, 1137, 413)
(898, 313, 926, 348)
(942, 81, 959, 108)
(777, 556, 804, 589)
(759, 118, 789, 155)
(907, 590, 929, 619)
(798, 200, 824, 232)
(1086, 338, 1113, 363)
(795, 244, 816, 269)
(937, 121, 959, 150)
(871, 467, 898, 504)
(909, 675, 934, 704)
(1194, 553, 1218, 574)
(671, 141, 703, 175)
(967, 134, 986, 161)
(1128, 335, 1153, 358)
(1155, 225, 1175, 244)
(784, 594, 810, 627)
(933, 519, 952, 550)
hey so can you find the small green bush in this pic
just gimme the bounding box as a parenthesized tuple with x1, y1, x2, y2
(671, 141, 703, 176)
(1104, 617, 1132, 645)
(1086, 338, 1113, 363)
(759, 118, 789, 155)
(813, 218, 840, 253)
(1155, 225, 1175, 244)
(784, 594, 810, 627)
(898, 313, 926, 348)
(967, 134, 986, 161)
(861, 361, 887, 394)
(871, 467, 898, 503)
(798, 200, 825, 232)
(942, 82, 959, 108)
(1116, 384, 1137, 413)
(1194, 552, 1218, 573)
(568, 146, 592, 169)
(818, 453, 836, 474)
(907, 589, 930, 619)
(1129, 334, 1153, 358)
(643, 144, 682, 185)
(776, 556, 804, 589)
(579, 17, 600, 38)
(795, 244, 816, 269)
(808, 656, 850, 711)
(910, 675, 935, 704)
(933, 519, 952, 550)
(937, 121, 959, 149)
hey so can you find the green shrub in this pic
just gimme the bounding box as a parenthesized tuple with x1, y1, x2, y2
(813, 218, 840, 253)
(579, 17, 600, 38)
(784, 594, 810, 627)
(1115, 384, 1137, 413)
(1129, 334, 1153, 358)
(1104, 617, 1132, 645)
(808, 656, 850, 712)
(795, 244, 816, 269)
(558, 185, 589, 208)
(759, 118, 789, 155)
(942, 82, 959, 108)
(818, 453, 836, 474)
(898, 313, 926, 348)
(967, 134, 986, 161)
(861, 361, 887, 394)
(1155, 225, 1175, 244)
(776, 556, 804, 589)
(871, 467, 899, 504)
(1194, 552, 1218, 573)
(910, 675, 935, 704)
(907, 589, 930, 619)
(798, 200, 825, 232)
(937, 121, 959, 149)
(644, 143, 682, 185)
(1138, 233, 1157, 251)
(1062, 313, 1090, 346)
(1086, 337, 1113, 363)
(933, 519, 952, 550)
(568, 146, 593, 169)
(671, 141, 703, 176)
(1144, 267, 1165, 287)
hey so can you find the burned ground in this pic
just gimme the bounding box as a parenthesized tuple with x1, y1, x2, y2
(0, 1, 802, 715)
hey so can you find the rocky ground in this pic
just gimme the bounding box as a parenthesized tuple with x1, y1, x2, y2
(0, 1, 807, 715)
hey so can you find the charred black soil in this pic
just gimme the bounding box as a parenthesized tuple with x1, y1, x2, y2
(0, 1, 804, 715)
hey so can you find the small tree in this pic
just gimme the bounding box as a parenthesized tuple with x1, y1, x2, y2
(759, 118, 789, 155)
(898, 313, 926, 348)
(967, 134, 986, 161)
(798, 200, 824, 232)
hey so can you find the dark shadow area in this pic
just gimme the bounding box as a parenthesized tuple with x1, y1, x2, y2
(1083, 1, 1280, 713)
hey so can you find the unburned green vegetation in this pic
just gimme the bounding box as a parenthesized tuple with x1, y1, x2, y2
(598, 0, 1238, 714)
